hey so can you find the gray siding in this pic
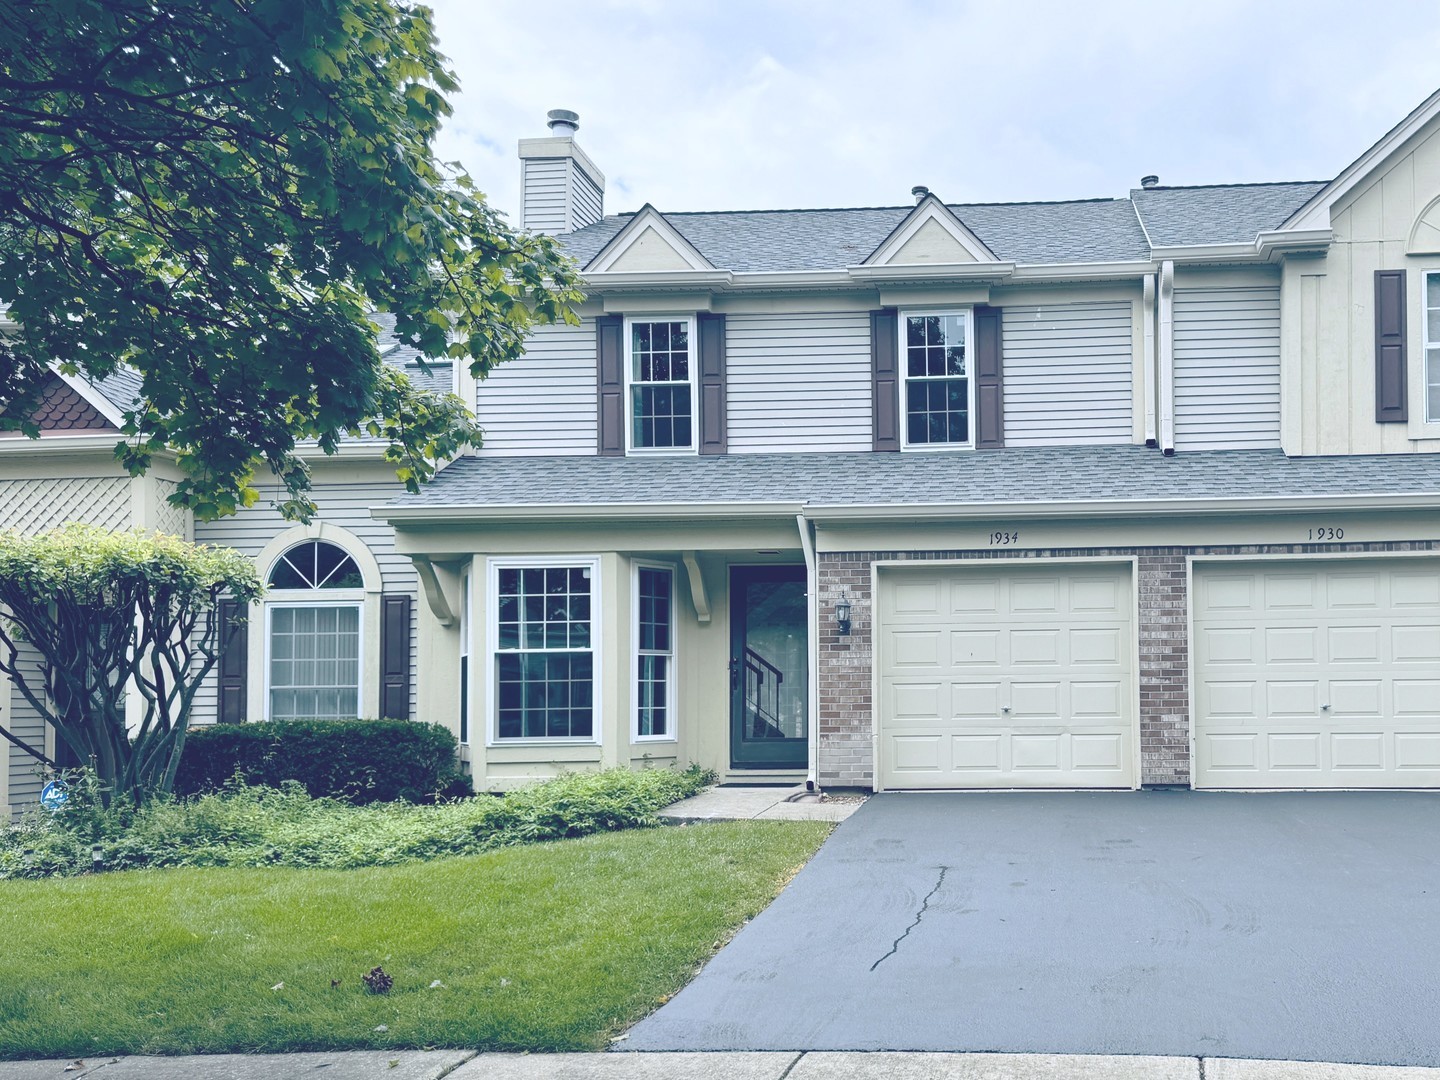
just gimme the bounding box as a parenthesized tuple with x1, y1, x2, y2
(475, 320, 598, 456)
(1173, 286, 1281, 451)
(572, 165, 603, 231)
(1001, 302, 1133, 446)
(521, 158, 569, 234)
(191, 482, 419, 725)
(726, 310, 872, 453)
(6, 644, 49, 812)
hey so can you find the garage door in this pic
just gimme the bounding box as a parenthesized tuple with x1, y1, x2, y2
(1193, 559, 1440, 789)
(876, 563, 1137, 790)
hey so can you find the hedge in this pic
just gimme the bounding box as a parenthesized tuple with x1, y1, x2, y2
(175, 719, 466, 803)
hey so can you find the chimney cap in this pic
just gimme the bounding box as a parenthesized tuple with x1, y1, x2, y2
(1140, 174, 1160, 189)
(911, 185, 930, 204)
(547, 109, 580, 135)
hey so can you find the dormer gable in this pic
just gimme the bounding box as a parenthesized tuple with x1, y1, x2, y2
(863, 194, 999, 266)
(584, 205, 715, 273)
(1282, 87, 1440, 233)
(0, 369, 124, 437)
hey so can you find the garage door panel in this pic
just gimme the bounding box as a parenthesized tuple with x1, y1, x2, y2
(1393, 625, 1440, 663)
(1072, 628, 1122, 664)
(1331, 732, 1385, 770)
(1329, 625, 1382, 663)
(1011, 630, 1060, 665)
(891, 629, 942, 667)
(879, 563, 1135, 790)
(890, 579, 944, 616)
(1195, 558, 1440, 790)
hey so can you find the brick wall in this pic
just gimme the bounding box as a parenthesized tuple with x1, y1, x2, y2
(816, 541, 1440, 790)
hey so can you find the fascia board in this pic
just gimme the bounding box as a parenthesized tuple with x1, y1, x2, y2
(1255, 228, 1333, 259)
(1006, 260, 1157, 283)
(1146, 242, 1263, 264)
(802, 491, 1440, 522)
(0, 433, 127, 457)
(1281, 87, 1440, 232)
(376, 501, 807, 525)
(581, 270, 734, 291)
(847, 262, 1016, 284)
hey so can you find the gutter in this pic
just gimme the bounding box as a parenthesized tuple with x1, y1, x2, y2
(1142, 274, 1157, 447)
(1157, 260, 1176, 454)
(375, 500, 807, 525)
(796, 514, 820, 794)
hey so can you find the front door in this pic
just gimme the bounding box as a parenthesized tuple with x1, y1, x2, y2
(730, 566, 808, 769)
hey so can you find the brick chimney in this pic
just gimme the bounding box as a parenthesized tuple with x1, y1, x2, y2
(517, 109, 606, 234)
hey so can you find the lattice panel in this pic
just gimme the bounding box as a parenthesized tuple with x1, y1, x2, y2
(0, 476, 130, 534)
(151, 479, 189, 538)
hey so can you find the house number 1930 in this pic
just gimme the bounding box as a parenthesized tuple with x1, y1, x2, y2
(1308, 526, 1344, 541)
(989, 531, 1020, 546)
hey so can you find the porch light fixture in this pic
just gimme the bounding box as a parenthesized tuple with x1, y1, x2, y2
(835, 591, 852, 636)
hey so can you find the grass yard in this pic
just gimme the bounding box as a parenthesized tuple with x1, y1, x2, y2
(0, 820, 830, 1058)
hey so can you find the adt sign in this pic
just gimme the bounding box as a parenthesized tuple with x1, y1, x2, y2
(39, 780, 69, 812)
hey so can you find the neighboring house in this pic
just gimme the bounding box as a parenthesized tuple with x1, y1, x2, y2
(8, 89, 1440, 813)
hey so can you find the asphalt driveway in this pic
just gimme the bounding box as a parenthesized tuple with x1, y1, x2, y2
(624, 791, 1440, 1066)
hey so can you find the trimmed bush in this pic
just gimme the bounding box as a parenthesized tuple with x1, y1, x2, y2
(0, 766, 715, 877)
(174, 719, 466, 804)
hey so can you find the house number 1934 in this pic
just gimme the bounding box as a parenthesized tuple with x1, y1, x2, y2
(1308, 526, 1344, 541)
(989, 531, 1020, 546)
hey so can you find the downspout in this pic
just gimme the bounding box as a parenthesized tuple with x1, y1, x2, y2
(1157, 259, 1176, 455)
(1142, 274, 1158, 447)
(796, 513, 820, 793)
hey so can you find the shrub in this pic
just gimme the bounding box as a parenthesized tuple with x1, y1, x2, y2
(174, 719, 467, 804)
(0, 765, 715, 878)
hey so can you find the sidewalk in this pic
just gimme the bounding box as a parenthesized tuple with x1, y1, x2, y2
(4, 1052, 1439, 1079)
(657, 784, 863, 823)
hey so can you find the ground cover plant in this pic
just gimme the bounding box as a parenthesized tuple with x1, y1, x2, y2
(0, 820, 832, 1056)
(0, 766, 713, 877)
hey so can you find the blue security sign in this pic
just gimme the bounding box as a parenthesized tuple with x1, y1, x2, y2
(40, 780, 69, 812)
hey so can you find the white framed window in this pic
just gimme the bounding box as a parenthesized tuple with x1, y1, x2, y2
(900, 310, 974, 449)
(1425, 271, 1440, 423)
(632, 563, 676, 742)
(625, 315, 697, 453)
(488, 557, 601, 743)
(264, 539, 365, 721)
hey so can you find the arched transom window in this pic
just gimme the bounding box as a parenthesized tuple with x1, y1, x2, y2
(266, 540, 364, 721)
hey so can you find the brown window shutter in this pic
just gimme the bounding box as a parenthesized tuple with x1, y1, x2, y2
(871, 308, 900, 451)
(379, 593, 411, 720)
(1375, 269, 1408, 423)
(973, 305, 1004, 448)
(697, 312, 727, 454)
(217, 599, 248, 724)
(596, 314, 625, 455)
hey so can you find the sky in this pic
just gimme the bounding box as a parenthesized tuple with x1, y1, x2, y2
(426, 0, 1440, 222)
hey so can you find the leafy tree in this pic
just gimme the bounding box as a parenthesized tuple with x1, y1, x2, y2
(0, 525, 262, 804)
(0, 0, 581, 521)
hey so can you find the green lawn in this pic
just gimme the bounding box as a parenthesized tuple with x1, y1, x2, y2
(0, 820, 830, 1058)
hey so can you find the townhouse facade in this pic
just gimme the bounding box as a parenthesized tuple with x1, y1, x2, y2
(6, 91, 1440, 812)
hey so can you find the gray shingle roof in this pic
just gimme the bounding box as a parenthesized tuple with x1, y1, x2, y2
(1130, 182, 1325, 247)
(390, 447, 1440, 512)
(562, 198, 1150, 272)
(89, 368, 144, 413)
(559, 182, 1327, 272)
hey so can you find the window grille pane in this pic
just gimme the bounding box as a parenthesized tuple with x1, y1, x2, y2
(494, 564, 595, 740)
(269, 604, 362, 721)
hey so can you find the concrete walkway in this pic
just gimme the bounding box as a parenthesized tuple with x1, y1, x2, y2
(4, 1053, 1440, 1079)
(658, 784, 862, 823)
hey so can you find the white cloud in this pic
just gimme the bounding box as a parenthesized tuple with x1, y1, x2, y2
(426, 0, 1440, 220)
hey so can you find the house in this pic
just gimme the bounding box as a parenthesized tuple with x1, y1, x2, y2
(7, 89, 1440, 813)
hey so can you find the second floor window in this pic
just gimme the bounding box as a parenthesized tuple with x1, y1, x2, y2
(627, 317, 695, 451)
(1427, 272, 1440, 423)
(903, 311, 971, 447)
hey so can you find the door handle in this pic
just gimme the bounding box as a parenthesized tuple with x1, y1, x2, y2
(1321, 703, 1331, 711)
(1001, 706, 1012, 714)
(729, 657, 739, 691)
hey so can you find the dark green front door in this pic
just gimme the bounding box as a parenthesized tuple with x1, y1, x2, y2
(730, 566, 808, 769)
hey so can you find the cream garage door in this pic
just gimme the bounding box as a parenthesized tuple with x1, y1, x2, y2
(877, 563, 1137, 790)
(1193, 559, 1440, 789)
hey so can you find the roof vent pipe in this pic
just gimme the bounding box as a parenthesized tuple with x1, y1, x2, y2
(1140, 174, 1160, 189)
(547, 109, 580, 137)
(911, 185, 929, 204)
